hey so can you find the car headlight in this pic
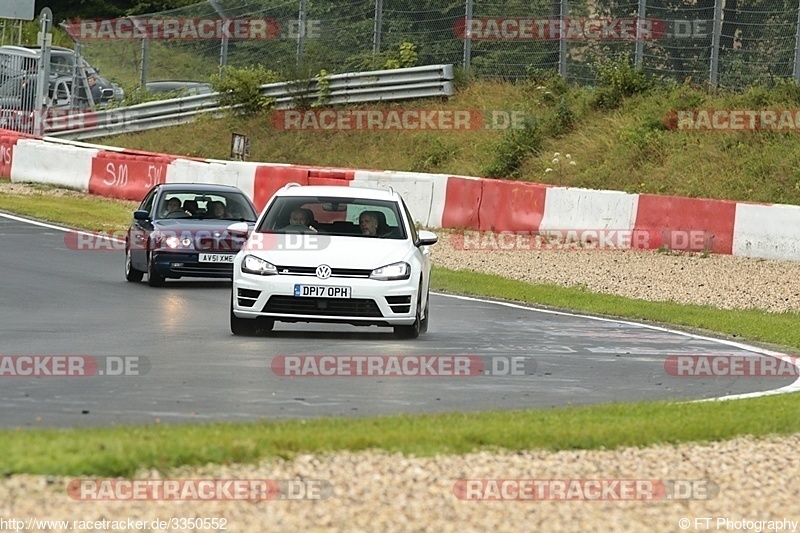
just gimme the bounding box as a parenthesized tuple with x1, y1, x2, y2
(370, 261, 410, 281)
(241, 254, 277, 276)
(165, 236, 193, 249)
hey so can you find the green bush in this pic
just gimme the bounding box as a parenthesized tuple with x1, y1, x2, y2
(545, 96, 575, 136)
(210, 66, 282, 114)
(591, 54, 652, 110)
(481, 116, 542, 178)
(384, 42, 419, 70)
(410, 135, 460, 172)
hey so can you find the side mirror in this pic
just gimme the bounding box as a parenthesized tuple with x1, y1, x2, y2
(133, 210, 150, 221)
(227, 221, 250, 237)
(416, 230, 438, 247)
(101, 88, 114, 99)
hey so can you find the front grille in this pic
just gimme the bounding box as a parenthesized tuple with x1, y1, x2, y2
(237, 288, 261, 308)
(195, 237, 241, 252)
(172, 263, 233, 272)
(274, 265, 372, 278)
(263, 296, 383, 317)
(385, 295, 411, 314)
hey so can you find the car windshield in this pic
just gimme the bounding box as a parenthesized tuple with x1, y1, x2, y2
(155, 191, 257, 221)
(256, 195, 407, 239)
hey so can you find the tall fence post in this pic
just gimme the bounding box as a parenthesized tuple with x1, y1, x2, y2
(710, 0, 723, 86)
(794, 0, 800, 82)
(140, 37, 149, 87)
(463, 0, 472, 74)
(559, 0, 568, 78)
(34, 11, 52, 137)
(209, 0, 228, 72)
(373, 0, 383, 56)
(297, 0, 307, 67)
(635, 0, 646, 68)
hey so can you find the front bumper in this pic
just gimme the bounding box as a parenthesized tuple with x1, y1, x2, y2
(152, 251, 235, 279)
(232, 272, 420, 326)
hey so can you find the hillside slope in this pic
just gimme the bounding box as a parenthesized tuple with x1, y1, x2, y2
(96, 74, 800, 206)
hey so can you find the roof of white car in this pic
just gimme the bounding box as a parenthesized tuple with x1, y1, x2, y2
(277, 184, 400, 201)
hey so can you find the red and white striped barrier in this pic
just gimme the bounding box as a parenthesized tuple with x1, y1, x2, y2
(1, 128, 798, 262)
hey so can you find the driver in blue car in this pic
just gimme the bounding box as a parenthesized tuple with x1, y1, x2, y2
(163, 197, 184, 216)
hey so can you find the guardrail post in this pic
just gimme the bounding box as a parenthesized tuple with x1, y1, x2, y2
(463, 0, 472, 73)
(297, 0, 307, 67)
(710, 0, 723, 87)
(373, 0, 383, 56)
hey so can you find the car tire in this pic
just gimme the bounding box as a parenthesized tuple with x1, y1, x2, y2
(256, 317, 275, 333)
(394, 287, 422, 339)
(230, 293, 260, 336)
(420, 289, 430, 334)
(147, 254, 165, 287)
(125, 246, 144, 282)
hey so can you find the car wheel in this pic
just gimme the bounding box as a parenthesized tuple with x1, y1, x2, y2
(230, 292, 262, 336)
(256, 317, 275, 333)
(394, 287, 422, 339)
(420, 289, 430, 334)
(125, 246, 144, 282)
(147, 254, 165, 287)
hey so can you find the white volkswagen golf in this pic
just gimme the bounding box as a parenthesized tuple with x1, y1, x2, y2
(230, 184, 437, 338)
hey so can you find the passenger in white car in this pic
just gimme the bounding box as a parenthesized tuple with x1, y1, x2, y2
(359, 211, 379, 236)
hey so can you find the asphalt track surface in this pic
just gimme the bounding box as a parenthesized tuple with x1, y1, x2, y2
(0, 214, 796, 429)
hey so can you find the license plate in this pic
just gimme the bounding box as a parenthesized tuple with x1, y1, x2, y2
(294, 284, 352, 298)
(199, 253, 236, 263)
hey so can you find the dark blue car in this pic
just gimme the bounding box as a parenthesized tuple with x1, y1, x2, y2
(125, 183, 258, 287)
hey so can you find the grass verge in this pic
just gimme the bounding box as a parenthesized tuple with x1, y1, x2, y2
(0, 187, 798, 477)
(2, 394, 800, 477)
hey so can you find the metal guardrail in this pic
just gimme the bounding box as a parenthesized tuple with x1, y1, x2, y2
(44, 64, 455, 140)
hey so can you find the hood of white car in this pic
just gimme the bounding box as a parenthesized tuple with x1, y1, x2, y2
(242, 234, 412, 269)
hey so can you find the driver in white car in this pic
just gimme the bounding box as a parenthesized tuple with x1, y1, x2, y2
(286, 208, 317, 232)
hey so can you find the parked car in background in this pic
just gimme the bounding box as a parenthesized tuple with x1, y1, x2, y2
(145, 81, 213, 97)
(0, 45, 124, 106)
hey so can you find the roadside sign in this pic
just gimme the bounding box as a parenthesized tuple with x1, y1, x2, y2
(231, 133, 251, 160)
(0, 1, 35, 21)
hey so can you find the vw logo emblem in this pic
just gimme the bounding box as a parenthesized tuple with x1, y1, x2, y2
(316, 264, 332, 279)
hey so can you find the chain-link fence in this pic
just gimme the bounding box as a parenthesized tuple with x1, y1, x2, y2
(66, 0, 800, 91)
